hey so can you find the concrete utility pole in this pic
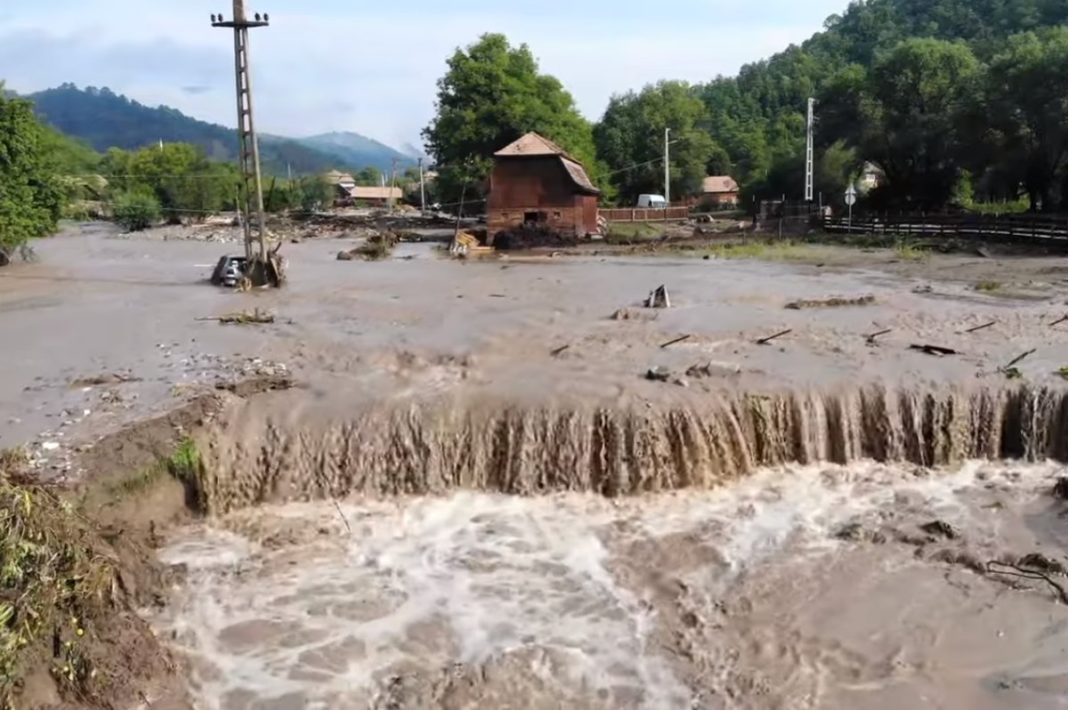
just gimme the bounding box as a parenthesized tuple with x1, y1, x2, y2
(805, 97, 815, 203)
(388, 158, 398, 213)
(664, 127, 671, 207)
(212, 2, 270, 270)
(418, 158, 426, 215)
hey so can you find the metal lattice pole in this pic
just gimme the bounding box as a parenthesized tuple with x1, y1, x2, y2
(212, 2, 270, 265)
(805, 97, 815, 203)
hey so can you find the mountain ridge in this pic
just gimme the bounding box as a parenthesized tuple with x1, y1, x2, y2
(26, 84, 413, 175)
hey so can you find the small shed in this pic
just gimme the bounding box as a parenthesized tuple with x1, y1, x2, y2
(487, 133, 600, 242)
(700, 176, 740, 206)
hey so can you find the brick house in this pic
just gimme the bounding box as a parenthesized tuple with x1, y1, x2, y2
(700, 176, 741, 206)
(486, 133, 600, 242)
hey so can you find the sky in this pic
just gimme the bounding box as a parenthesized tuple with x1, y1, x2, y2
(1, 0, 849, 150)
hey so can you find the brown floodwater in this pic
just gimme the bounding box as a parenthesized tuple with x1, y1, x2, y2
(154, 460, 1068, 709)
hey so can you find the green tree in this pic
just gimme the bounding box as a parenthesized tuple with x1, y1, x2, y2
(0, 89, 62, 260)
(293, 176, 332, 212)
(354, 166, 383, 186)
(854, 39, 982, 208)
(985, 29, 1068, 211)
(101, 143, 236, 222)
(423, 33, 605, 206)
(595, 81, 718, 204)
(112, 190, 161, 231)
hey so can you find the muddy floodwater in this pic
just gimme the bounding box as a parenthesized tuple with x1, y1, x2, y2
(8, 227, 1068, 708)
(155, 461, 1068, 710)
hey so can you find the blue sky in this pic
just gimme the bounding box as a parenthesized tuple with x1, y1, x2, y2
(2, 0, 849, 149)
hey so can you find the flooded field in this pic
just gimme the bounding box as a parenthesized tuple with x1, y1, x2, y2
(156, 461, 1068, 709)
(6, 227, 1068, 708)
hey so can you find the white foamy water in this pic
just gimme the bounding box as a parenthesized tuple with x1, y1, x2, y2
(154, 461, 1068, 709)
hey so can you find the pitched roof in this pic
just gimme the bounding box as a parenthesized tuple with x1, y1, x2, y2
(561, 158, 599, 194)
(494, 132, 571, 158)
(494, 132, 600, 195)
(349, 186, 403, 200)
(702, 176, 739, 194)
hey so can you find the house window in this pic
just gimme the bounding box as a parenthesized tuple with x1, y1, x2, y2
(553, 211, 562, 219)
(524, 211, 547, 224)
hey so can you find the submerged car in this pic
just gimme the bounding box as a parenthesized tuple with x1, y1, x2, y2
(210, 255, 249, 287)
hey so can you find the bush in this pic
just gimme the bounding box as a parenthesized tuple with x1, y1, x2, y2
(111, 191, 161, 231)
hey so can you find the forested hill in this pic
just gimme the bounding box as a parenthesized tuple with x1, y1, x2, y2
(26, 84, 409, 175)
(687, 0, 1068, 210)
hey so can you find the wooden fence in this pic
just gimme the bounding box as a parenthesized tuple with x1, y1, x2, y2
(600, 206, 691, 223)
(823, 213, 1068, 242)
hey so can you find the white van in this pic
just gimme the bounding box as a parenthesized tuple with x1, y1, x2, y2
(637, 194, 668, 209)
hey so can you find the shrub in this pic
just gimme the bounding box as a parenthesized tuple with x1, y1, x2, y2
(111, 191, 161, 231)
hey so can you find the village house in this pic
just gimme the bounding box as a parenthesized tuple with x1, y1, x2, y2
(486, 132, 600, 242)
(346, 185, 403, 207)
(700, 176, 741, 206)
(324, 170, 356, 198)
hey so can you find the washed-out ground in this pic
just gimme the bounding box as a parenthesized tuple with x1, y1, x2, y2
(5, 223, 1068, 708)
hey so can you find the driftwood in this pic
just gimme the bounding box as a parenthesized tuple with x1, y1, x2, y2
(865, 329, 892, 345)
(550, 344, 570, 357)
(909, 344, 958, 357)
(197, 308, 275, 326)
(757, 329, 793, 346)
(964, 321, 996, 334)
(660, 334, 692, 349)
(1051, 315, 1068, 328)
(1004, 349, 1038, 371)
(987, 561, 1068, 605)
(785, 295, 875, 310)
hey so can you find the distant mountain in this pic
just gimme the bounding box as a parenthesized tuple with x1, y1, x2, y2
(298, 132, 415, 172)
(25, 84, 406, 176)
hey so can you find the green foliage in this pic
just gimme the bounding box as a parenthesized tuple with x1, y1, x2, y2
(293, 176, 333, 212)
(984, 28, 1068, 210)
(0, 90, 62, 257)
(595, 81, 718, 204)
(101, 143, 236, 223)
(0, 470, 115, 703)
(423, 33, 607, 206)
(111, 190, 161, 231)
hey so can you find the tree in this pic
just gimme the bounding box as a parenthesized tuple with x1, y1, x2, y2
(0, 89, 62, 260)
(595, 81, 718, 205)
(985, 29, 1068, 210)
(423, 33, 605, 206)
(293, 176, 332, 212)
(112, 190, 161, 231)
(853, 39, 981, 208)
(100, 143, 236, 222)
(354, 166, 383, 186)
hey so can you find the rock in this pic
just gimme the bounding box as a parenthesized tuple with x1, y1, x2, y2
(645, 367, 672, 383)
(1053, 477, 1068, 500)
(337, 250, 355, 261)
(920, 520, 959, 540)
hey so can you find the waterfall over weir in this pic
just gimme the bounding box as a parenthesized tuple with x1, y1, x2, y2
(194, 384, 1068, 514)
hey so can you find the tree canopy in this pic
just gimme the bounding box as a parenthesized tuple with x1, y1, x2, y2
(99, 143, 237, 222)
(0, 90, 62, 258)
(423, 33, 605, 206)
(594, 82, 718, 204)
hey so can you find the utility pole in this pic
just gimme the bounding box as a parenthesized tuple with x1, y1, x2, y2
(664, 127, 671, 207)
(805, 97, 815, 203)
(388, 158, 398, 213)
(420, 159, 428, 214)
(212, 2, 271, 277)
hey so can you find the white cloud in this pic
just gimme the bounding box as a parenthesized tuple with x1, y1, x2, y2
(4, 0, 847, 148)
